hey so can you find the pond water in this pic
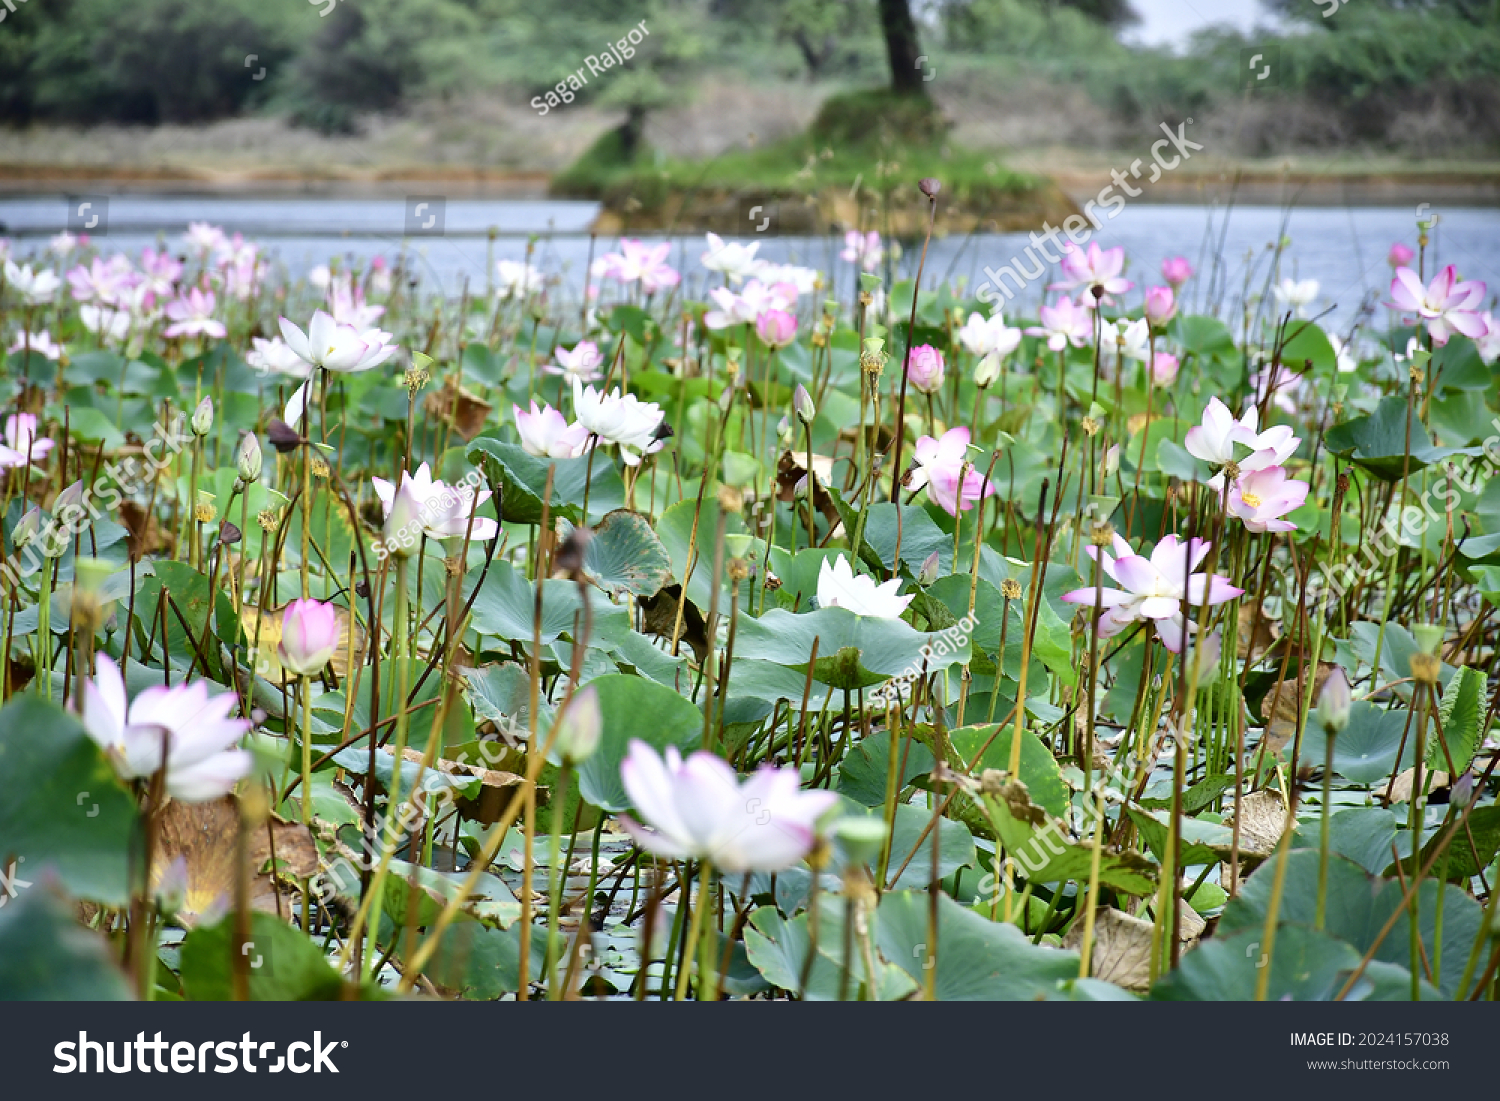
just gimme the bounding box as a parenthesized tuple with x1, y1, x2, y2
(3, 195, 1498, 327)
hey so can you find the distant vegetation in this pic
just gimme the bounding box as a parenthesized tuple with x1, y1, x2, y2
(0, 0, 1497, 154)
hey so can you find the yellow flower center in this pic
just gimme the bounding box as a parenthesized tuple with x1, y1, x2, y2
(1241, 491, 1262, 509)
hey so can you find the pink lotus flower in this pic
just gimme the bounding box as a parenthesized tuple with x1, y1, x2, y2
(80, 656, 252, 802)
(139, 246, 183, 295)
(619, 740, 838, 873)
(1161, 256, 1194, 287)
(278, 599, 341, 677)
(905, 344, 945, 394)
(1477, 312, 1500, 366)
(1388, 242, 1415, 268)
(67, 256, 136, 305)
(327, 273, 385, 329)
(592, 239, 680, 294)
(545, 340, 605, 384)
(1226, 465, 1308, 534)
(1151, 352, 1180, 385)
(1051, 242, 1133, 306)
(1249, 363, 1304, 416)
(513, 400, 590, 459)
(164, 286, 227, 340)
(1144, 285, 1176, 326)
(373, 463, 500, 547)
(755, 308, 798, 349)
(1061, 534, 1242, 653)
(0, 413, 55, 469)
(1026, 297, 1093, 351)
(908, 426, 994, 516)
(840, 230, 882, 272)
(702, 279, 796, 330)
(1388, 265, 1487, 346)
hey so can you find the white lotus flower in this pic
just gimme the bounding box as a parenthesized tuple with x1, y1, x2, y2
(1273, 277, 1320, 318)
(4, 261, 62, 305)
(817, 554, 913, 619)
(700, 232, 762, 283)
(572, 380, 666, 467)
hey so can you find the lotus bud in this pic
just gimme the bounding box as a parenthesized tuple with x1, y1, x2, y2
(191, 396, 214, 437)
(237, 433, 263, 483)
(917, 550, 941, 587)
(1101, 443, 1120, 478)
(277, 598, 341, 677)
(554, 684, 601, 765)
(1144, 285, 1176, 326)
(155, 855, 190, 915)
(974, 350, 1002, 388)
(793, 383, 816, 425)
(1316, 665, 1351, 735)
(1452, 770, 1475, 809)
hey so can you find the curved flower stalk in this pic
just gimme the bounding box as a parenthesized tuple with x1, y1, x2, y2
(80, 656, 252, 802)
(1061, 534, 1242, 653)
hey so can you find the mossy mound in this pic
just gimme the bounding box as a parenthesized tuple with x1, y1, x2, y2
(808, 89, 952, 150)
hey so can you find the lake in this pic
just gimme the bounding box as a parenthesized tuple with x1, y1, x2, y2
(3, 195, 1497, 328)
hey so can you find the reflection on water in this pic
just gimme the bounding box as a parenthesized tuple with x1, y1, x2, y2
(2, 195, 1497, 328)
